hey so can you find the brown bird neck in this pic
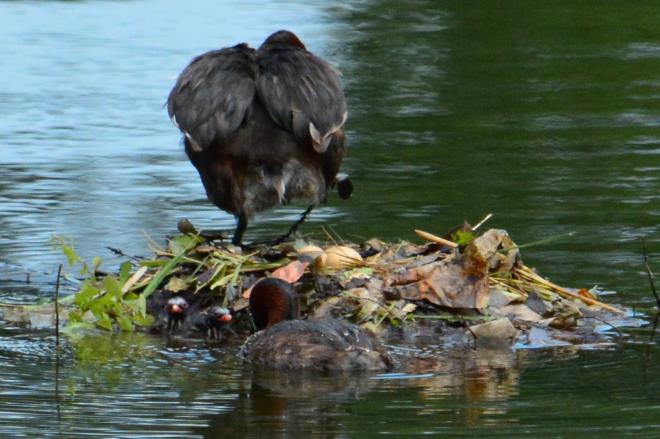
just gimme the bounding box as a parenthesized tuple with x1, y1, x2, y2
(249, 278, 298, 330)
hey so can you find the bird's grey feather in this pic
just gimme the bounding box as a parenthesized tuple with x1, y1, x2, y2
(167, 44, 258, 149)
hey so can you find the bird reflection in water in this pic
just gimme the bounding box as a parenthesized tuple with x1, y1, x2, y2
(194, 340, 538, 436)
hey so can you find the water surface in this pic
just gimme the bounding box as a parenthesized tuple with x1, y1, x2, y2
(1, 0, 659, 437)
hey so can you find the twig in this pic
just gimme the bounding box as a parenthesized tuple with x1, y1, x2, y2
(121, 266, 149, 294)
(55, 345, 62, 424)
(584, 316, 623, 336)
(320, 225, 339, 245)
(106, 246, 142, 262)
(414, 229, 459, 248)
(642, 238, 660, 308)
(412, 313, 490, 322)
(516, 265, 623, 314)
(650, 312, 659, 342)
(472, 213, 493, 231)
(342, 292, 403, 324)
(515, 232, 576, 250)
(375, 302, 396, 326)
(326, 224, 345, 244)
(54, 264, 63, 423)
(55, 264, 62, 347)
(142, 230, 164, 254)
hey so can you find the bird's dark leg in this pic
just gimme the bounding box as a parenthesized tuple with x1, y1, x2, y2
(167, 316, 181, 333)
(232, 214, 248, 246)
(272, 205, 314, 245)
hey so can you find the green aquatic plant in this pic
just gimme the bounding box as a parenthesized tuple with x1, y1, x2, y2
(52, 232, 282, 333)
(451, 229, 476, 246)
(54, 236, 154, 332)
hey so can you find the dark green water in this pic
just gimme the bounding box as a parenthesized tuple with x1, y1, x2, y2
(1, 0, 659, 437)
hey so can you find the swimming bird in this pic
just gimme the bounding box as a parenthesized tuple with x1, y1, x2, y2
(167, 30, 352, 245)
(240, 278, 393, 371)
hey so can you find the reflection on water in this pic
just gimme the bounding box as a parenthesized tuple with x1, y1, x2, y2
(1, 320, 659, 436)
(2, 0, 660, 436)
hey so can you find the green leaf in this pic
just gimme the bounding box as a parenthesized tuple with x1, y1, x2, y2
(75, 283, 100, 309)
(142, 238, 197, 299)
(92, 256, 102, 272)
(452, 230, 475, 246)
(124, 293, 139, 301)
(195, 265, 222, 292)
(118, 261, 132, 284)
(210, 273, 233, 290)
(137, 294, 147, 316)
(229, 262, 242, 287)
(340, 267, 374, 281)
(89, 294, 113, 313)
(139, 259, 170, 267)
(62, 244, 80, 267)
(140, 259, 170, 268)
(93, 311, 113, 331)
(67, 310, 83, 323)
(133, 314, 154, 327)
(103, 276, 123, 300)
(165, 276, 190, 293)
(116, 315, 134, 332)
(168, 234, 201, 255)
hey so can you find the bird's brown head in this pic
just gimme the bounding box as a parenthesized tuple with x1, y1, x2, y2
(248, 278, 298, 330)
(260, 30, 306, 50)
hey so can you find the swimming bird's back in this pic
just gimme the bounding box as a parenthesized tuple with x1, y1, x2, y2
(240, 319, 393, 371)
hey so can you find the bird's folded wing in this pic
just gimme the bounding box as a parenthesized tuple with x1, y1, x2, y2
(256, 48, 347, 152)
(167, 44, 257, 149)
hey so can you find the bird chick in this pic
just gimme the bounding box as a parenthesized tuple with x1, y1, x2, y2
(205, 306, 233, 340)
(165, 296, 189, 333)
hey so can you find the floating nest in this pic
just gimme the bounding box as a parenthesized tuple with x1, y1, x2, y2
(0, 218, 630, 349)
(112, 219, 628, 347)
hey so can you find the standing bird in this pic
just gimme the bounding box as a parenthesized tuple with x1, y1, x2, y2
(202, 306, 233, 340)
(165, 296, 189, 333)
(168, 30, 352, 245)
